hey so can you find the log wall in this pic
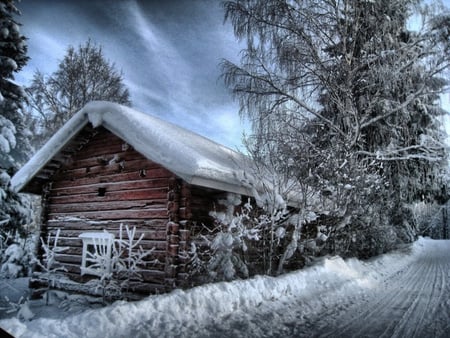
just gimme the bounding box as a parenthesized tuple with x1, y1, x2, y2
(37, 126, 241, 295)
(43, 127, 173, 293)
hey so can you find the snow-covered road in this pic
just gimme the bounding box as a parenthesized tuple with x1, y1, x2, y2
(312, 240, 450, 337)
(194, 239, 450, 338)
(1, 238, 449, 338)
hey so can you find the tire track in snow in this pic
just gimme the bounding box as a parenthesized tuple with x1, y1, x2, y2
(389, 257, 437, 337)
(378, 242, 449, 338)
(415, 247, 450, 337)
(321, 259, 426, 337)
(316, 240, 450, 338)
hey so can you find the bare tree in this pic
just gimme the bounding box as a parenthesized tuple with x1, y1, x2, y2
(27, 39, 131, 147)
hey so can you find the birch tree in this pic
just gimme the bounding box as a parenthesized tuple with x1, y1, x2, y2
(27, 39, 131, 147)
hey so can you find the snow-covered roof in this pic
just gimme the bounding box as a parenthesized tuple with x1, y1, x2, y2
(11, 101, 251, 196)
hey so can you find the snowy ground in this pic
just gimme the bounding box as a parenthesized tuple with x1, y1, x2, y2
(0, 237, 449, 337)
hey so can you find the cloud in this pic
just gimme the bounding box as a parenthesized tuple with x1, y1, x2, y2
(17, 0, 247, 149)
(115, 0, 247, 148)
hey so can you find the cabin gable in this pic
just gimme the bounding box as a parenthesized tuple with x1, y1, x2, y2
(40, 126, 189, 293)
(12, 102, 258, 296)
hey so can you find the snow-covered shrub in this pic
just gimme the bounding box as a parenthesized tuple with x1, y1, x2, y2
(86, 271, 121, 305)
(331, 218, 398, 259)
(0, 230, 37, 278)
(85, 224, 155, 302)
(33, 229, 69, 305)
(390, 205, 418, 243)
(0, 169, 36, 278)
(0, 296, 34, 321)
(206, 194, 258, 281)
(113, 224, 154, 294)
(201, 189, 311, 279)
(0, 115, 16, 156)
(184, 242, 204, 279)
(0, 243, 24, 278)
(32, 225, 154, 305)
(0, 169, 32, 240)
(410, 201, 446, 239)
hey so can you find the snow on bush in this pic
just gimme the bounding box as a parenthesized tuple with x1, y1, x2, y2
(35, 225, 155, 304)
(205, 194, 257, 281)
(0, 170, 34, 278)
(33, 229, 69, 305)
(0, 231, 37, 279)
(0, 296, 34, 322)
(0, 169, 32, 239)
(202, 189, 312, 279)
(0, 243, 24, 278)
(87, 224, 155, 302)
(410, 201, 447, 239)
(113, 224, 154, 292)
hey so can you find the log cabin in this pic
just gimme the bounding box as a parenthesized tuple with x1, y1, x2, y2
(11, 101, 255, 295)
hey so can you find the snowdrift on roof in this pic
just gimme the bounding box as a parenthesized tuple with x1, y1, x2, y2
(11, 101, 250, 195)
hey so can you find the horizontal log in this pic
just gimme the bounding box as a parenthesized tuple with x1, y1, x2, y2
(59, 262, 81, 275)
(51, 169, 173, 189)
(49, 208, 169, 221)
(58, 159, 161, 179)
(48, 199, 167, 214)
(49, 187, 168, 204)
(116, 239, 168, 251)
(57, 152, 160, 173)
(63, 151, 151, 171)
(49, 267, 167, 283)
(125, 281, 168, 294)
(48, 184, 167, 203)
(47, 219, 168, 230)
(70, 140, 130, 160)
(51, 177, 168, 196)
(52, 236, 167, 250)
(140, 270, 166, 283)
(47, 228, 168, 241)
(55, 253, 82, 264)
(54, 246, 168, 258)
(31, 273, 172, 297)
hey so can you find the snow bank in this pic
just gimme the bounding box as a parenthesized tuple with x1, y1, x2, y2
(0, 238, 428, 338)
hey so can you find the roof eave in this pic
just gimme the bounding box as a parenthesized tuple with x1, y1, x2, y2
(189, 176, 253, 197)
(11, 110, 90, 192)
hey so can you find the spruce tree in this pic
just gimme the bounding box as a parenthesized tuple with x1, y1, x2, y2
(0, 0, 30, 170)
(0, 0, 31, 248)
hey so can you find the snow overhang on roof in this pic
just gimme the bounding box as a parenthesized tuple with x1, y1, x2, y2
(11, 101, 252, 196)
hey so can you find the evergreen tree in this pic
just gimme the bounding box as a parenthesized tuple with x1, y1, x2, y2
(0, 0, 30, 170)
(0, 1, 31, 250)
(27, 39, 131, 147)
(0, 169, 31, 240)
(320, 0, 448, 201)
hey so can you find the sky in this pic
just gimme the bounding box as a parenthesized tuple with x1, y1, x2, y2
(15, 0, 247, 150)
(13, 0, 450, 151)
